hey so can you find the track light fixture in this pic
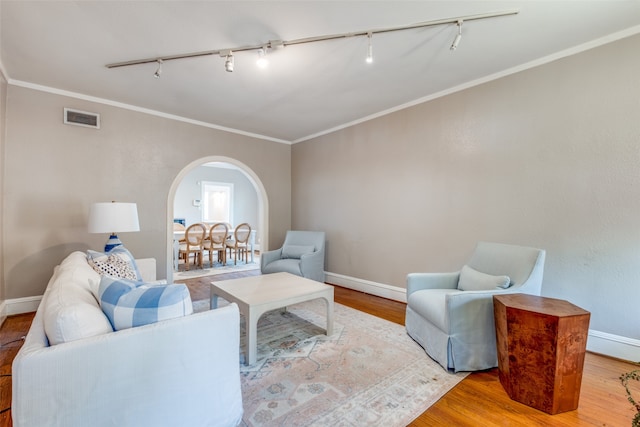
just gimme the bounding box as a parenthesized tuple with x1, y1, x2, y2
(450, 20, 463, 50)
(106, 10, 517, 74)
(224, 52, 234, 72)
(256, 48, 268, 69)
(153, 59, 163, 78)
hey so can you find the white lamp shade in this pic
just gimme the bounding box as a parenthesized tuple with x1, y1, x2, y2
(88, 202, 140, 234)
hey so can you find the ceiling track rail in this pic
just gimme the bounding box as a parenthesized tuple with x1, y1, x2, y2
(105, 9, 519, 69)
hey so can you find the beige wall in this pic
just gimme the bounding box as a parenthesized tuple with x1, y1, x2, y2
(3, 85, 291, 299)
(292, 34, 640, 340)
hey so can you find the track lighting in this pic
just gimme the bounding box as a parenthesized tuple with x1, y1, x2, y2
(256, 48, 268, 69)
(450, 20, 463, 51)
(366, 33, 373, 64)
(107, 10, 518, 74)
(153, 59, 163, 78)
(224, 52, 234, 72)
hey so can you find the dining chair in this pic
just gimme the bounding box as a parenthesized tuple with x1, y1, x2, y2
(173, 222, 186, 244)
(178, 223, 207, 270)
(204, 223, 229, 267)
(225, 223, 251, 265)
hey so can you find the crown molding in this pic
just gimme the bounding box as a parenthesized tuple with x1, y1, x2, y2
(6, 79, 292, 145)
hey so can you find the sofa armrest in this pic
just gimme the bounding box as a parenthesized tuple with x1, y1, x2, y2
(406, 272, 459, 296)
(12, 304, 243, 427)
(136, 258, 156, 282)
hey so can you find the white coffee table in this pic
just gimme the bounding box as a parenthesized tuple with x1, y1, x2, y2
(210, 272, 334, 365)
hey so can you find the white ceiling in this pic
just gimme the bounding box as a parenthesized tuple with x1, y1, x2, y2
(2, 1, 640, 143)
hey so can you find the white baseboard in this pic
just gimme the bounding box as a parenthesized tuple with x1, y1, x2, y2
(325, 271, 639, 363)
(5, 296, 41, 316)
(587, 330, 640, 362)
(324, 271, 407, 303)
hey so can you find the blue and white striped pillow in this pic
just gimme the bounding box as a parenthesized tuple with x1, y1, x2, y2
(98, 276, 193, 331)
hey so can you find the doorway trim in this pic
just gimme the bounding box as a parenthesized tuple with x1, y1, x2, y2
(166, 156, 269, 281)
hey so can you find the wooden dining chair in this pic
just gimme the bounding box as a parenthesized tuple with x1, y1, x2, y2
(173, 222, 186, 244)
(204, 223, 228, 267)
(178, 223, 207, 270)
(225, 223, 251, 265)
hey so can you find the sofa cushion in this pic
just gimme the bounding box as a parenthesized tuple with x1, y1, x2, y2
(87, 246, 141, 281)
(282, 244, 314, 259)
(98, 276, 193, 331)
(457, 265, 511, 291)
(43, 252, 114, 345)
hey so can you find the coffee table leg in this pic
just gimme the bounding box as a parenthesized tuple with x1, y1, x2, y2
(325, 297, 334, 336)
(210, 292, 219, 309)
(246, 308, 258, 365)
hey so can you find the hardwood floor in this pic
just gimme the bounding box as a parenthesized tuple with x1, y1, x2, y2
(0, 270, 636, 426)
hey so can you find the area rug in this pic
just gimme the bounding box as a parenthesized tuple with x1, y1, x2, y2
(192, 298, 467, 426)
(174, 257, 260, 280)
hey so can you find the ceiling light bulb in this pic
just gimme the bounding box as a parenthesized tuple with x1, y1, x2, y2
(153, 59, 163, 78)
(256, 48, 268, 69)
(366, 33, 373, 64)
(450, 20, 463, 51)
(225, 53, 234, 72)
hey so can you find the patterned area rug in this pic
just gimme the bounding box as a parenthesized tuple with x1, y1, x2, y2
(192, 298, 467, 426)
(174, 257, 260, 280)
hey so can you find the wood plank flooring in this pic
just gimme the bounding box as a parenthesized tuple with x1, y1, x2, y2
(0, 269, 636, 426)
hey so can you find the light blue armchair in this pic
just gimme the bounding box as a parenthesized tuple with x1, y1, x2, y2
(406, 242, 545, 372)
(261, 231, 326, 282)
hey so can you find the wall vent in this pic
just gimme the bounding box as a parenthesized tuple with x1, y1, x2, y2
(63, 108, 100, 129)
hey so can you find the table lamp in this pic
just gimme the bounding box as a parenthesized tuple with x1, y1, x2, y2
(88, 202, 140, 252)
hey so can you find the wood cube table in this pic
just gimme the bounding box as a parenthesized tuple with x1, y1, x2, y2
(493, 294, 590, 414)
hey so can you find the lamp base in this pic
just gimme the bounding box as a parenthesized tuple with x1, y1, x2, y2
(104, 234, 123, 252)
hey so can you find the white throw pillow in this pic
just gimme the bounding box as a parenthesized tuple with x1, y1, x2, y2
(44, 253, 113, 345)
(457, 265, 511, 291)
(98, 276, 193, 331)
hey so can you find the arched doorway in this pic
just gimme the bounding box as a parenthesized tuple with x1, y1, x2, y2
(166, 156, 269, 281)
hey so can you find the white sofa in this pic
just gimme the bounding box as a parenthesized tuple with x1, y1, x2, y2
(12, 251, 243, 427)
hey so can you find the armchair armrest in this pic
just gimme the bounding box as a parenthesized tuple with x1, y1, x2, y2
(407, 272, 459, 296)
(261, 248, 283, 270)
(300, 249, 325, 282)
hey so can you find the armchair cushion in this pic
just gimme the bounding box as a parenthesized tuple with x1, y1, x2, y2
(457, 265, 511, 291)
(98, 276, 193, 331)
(282, 244, 315, 259)
(262, 259, 303, 276)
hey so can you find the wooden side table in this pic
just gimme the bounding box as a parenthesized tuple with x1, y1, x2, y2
(493, 294, 590, 414)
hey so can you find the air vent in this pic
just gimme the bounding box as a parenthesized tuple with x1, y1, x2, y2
(63, 108, 100, 129)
